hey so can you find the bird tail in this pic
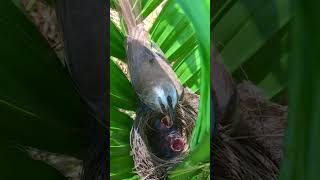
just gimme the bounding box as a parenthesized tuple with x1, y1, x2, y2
(117, 0, 142, 35)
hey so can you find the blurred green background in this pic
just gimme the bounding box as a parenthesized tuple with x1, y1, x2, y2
(213, 0, 320, 180)
(0, 0, 88, 179)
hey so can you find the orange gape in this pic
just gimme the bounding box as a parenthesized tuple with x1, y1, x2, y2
(154, 115, 187, 159)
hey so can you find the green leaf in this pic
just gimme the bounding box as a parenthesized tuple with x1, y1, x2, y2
(110, 108, 132, 151)
(150, 1, 201, 91)
(212, 0, 236, 26)
(174, 0, 210, 148)
(110, 154, 135, 180)
(169, 162, 209, 180)
(214, 0, 292, 99)
(0, 0, 87, 156)
(216, 0, 291, 71)
(140, 0, 163, 18)
(110, 57, 138, 110)
(111, 21, 126, 60)
(110, 107, 133, 130)
(150, 2, 195, 59)
(169, 0, 210, 177)
(0, 1, 91, 178)
(122, 175, 140, 180)
(279, 0, 320, 179)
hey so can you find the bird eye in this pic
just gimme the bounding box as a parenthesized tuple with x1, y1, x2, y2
(159, 98, 166, 113)
(167, 96, 172, 106)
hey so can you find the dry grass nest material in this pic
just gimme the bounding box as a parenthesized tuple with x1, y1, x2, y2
(212, 81, 287, 180)
(21, 0, 65, 61)
(130, 88, 199, 179)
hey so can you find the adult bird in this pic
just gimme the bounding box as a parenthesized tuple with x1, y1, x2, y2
(54, 0, 107, 179)
(118, 0, 184, 126)
(211, 47, 237, 121)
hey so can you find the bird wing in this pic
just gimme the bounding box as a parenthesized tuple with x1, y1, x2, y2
(127, 39, 182, 98)
(212, 47, 235, 113)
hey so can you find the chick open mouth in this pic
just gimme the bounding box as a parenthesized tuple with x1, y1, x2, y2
(160, 114, 173, 128)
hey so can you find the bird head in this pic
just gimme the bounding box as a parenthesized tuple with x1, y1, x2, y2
(146, 83, 178, 127)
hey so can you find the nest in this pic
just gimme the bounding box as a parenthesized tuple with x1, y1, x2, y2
(212, 81, 287, 180)
(130, 88, 199, 179)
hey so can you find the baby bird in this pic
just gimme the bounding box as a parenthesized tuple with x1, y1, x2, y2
(154, 116, 186, 159)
